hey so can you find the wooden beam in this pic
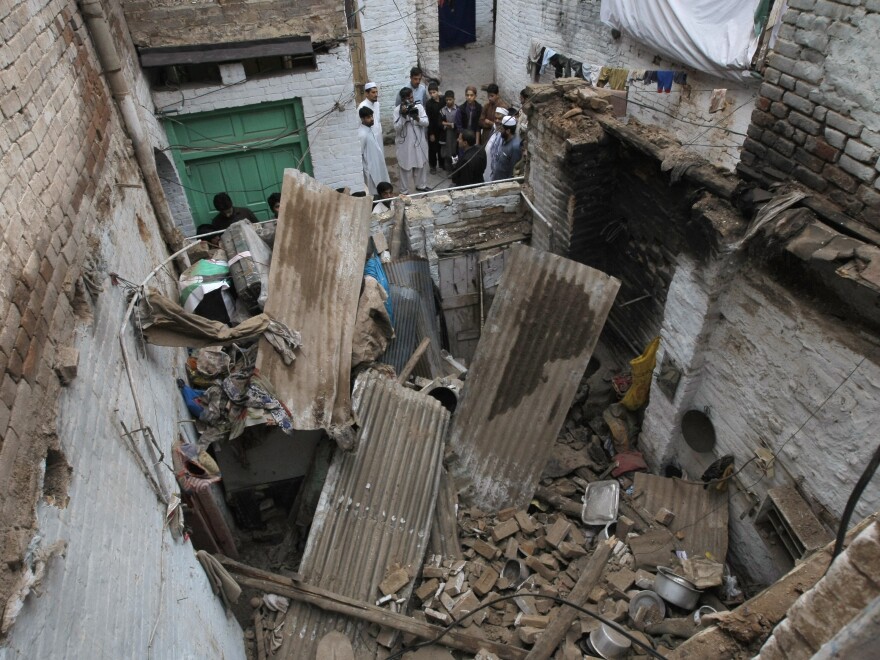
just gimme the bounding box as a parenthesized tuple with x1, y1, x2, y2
(216, 556, 526, 660)
(525, 539, 615, 659)
(398, 337, 431, 384)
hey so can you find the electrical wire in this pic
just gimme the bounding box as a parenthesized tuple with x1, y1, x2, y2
(384, 592, 667, 660)
(830, 441, 880, 563)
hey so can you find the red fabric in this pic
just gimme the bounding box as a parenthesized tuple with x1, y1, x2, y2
(612, 450, 648, 477)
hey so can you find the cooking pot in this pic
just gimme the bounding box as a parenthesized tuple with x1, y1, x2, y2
(589, 622, 631, 659)
(652, 566, 702, 610)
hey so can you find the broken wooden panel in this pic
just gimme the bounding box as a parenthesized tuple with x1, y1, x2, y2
(632, 472, 729, 562)
(438, 253, 481, 364)
(385, 258, 444, 378)
(447, 244, 620, 511)
(256, 169, 372, 430)
(278, 372, 450, 659)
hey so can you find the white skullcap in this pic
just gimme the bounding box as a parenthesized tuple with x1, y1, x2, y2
(364, 82, 377, 91)
(501, 115, 517, 127)
(494, 107, 509, 116)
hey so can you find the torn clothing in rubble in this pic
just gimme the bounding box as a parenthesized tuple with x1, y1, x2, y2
(196, 551, 241, 610)
(138, 289, 301, 365)
(200, 366, 295, 441)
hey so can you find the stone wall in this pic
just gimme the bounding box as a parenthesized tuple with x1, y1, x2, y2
(0, 0, 244, 653)
(151, 46, 364, 194)
(494, 0, 758, 171)
(741, 0, 880, 229)
(475, 0, 494, 45)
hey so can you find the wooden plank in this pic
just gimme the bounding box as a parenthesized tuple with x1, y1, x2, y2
(256, 170, 372, 429)
(526, 540, 615, 659)
(217, 557, 526, 660)
(397, 337, 432, 383)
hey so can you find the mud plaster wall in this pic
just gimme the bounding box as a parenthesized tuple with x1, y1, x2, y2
(741, 0, 880, 229)
(494, 0, 757, 171)
(0, 0, 243, 653)
(642, 259, 880, 587)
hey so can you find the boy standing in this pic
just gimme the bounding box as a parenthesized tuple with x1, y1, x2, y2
(439, 90, 458, 172)
(425, 82, 443, 174)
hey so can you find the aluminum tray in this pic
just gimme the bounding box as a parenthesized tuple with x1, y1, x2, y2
(582, 480, 620, 526)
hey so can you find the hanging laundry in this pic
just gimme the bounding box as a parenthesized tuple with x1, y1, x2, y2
(569, 60, 585, 79)
(598, 67, 630, 91)
(709, 88, 728, 113)
(643, 70, 658, 85)
(673, 71, 688, 85)
(527, 40, 544, 76)
(587, 64, 603, 86)
(655, 71, 674, 93)
(540, 47, 557, 75)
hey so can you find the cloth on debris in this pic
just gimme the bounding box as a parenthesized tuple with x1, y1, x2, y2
(603, 402, 638, 451)
(620, 336, 660, 410)
(221, 220, 273, 313)
(709, 88, 727, 113)
(177, 378, 206, 418)
(727, 190, 807, 252)
(138, 289, 301, 364)
(263, 594, 290, 613)
(178, 259, 234, 316)
(655, 70, 674, 92)
(219, 367, 295, 439)
(363, 255, 393, 323)
(611, 449, 649, 477)
(597, 66, 630, 90)
(174, 441, 222, 493)
(527, 39, 544, 75)
(352, 276, 395, 369)
(661, 148, 704, 184)
(196, 346, 231, 378)
(196, 551, 241, 610)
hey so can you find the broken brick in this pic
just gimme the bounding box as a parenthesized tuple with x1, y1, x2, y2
(472, 538, 500, 560)
(654, 507, 675, 526)
(472, 566, 499, 597)
(379, 566, 410, 596)
(514, 510, 537, 534)
(496, 507, 518, 522)
(415, 578, 439, 601)
(518, 626, 542, 645)
(491, 518, 520, 543)
(606, 568, 636, 594)
(545, 517, 572, 548)
(518, 614, 550, 629)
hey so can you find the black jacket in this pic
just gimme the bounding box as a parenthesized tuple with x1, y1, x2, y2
(452, 144, 486, 187)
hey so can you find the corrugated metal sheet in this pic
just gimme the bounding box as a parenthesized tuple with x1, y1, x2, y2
(429, 468, 462, 559)
(381, 284, 420, 374)
(632, 472, 729, 561)
(384, 257, 445, 378)
(278, 372, 450, 659)
(256, 169, 372, 430)
(447, 244, 620, 511)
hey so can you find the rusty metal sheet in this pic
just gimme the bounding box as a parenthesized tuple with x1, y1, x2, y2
(447, 244, 620, 511)
(278, 371, 450, 658)
(632, 472, 729, 562)
(256, 169, 372, 430)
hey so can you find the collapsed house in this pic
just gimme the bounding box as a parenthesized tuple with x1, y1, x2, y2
(1, 0, 880, 658)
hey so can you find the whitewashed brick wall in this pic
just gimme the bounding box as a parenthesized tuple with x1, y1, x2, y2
(151, 47, 363, 192)
(475, 0, 494, 45)
(495, 0, 758, 170)
(643, 259, 880, 586)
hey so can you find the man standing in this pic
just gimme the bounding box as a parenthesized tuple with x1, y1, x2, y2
(359, 106, 389, 195)
(208, 192, 257, 233)
(425, 82, 443, 174)
(451, 130, 486, 187)
(394, 67, 428, 107)
(478, 83, 507, 145)
(492, 116, 522, 181)
(393, 87, 430, 194)
(358, 82, 383, 154)
(482, 106, 508, 182)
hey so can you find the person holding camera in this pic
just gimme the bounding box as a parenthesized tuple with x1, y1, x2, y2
(393, 87, 430, 194)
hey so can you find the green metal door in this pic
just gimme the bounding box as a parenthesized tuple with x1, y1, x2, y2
(163, 100, 313, 229)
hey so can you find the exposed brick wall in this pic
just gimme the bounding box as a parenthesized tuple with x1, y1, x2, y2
(151, 47, 365, 195)
(742, 0, 880, 229)
(494, 0, 758, 171)
(0, 0, 244, 652)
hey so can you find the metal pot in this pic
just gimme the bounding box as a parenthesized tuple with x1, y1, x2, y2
(589, 623, 632, 659)
(652, 566, 702, 610)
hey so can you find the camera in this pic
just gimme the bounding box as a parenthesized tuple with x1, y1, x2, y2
(402, 100, 421, 119)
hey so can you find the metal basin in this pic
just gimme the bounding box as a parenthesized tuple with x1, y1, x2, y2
(652, 566, 702, 610)
(589, 623, 631, 659)
(581, 480, 620, 526)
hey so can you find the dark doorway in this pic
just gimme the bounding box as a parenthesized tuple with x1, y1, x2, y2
(439, 0, 476, 48)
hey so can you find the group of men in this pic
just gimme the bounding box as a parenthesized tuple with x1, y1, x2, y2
(357, 67, 523, 197)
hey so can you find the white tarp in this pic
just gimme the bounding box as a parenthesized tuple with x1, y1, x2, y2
(600, 0, 764, 81)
